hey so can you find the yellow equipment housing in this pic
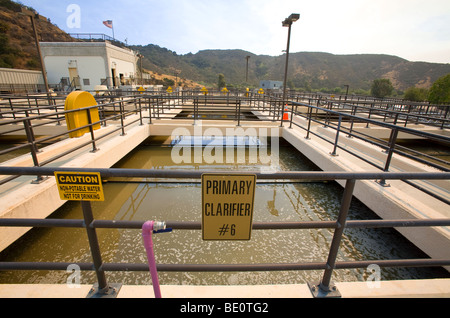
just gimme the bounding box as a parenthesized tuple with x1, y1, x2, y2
(64, 91, 101, 138)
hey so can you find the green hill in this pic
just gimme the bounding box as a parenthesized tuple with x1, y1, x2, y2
(131, 44, 450, 93)
(1, 0, 449, 94)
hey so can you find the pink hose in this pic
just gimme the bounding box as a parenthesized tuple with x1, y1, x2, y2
(142, 221, 161, 298)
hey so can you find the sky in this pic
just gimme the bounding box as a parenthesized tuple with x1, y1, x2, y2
(16, 0, 450, 63)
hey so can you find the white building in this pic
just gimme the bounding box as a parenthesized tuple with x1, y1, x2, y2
(0, 68, 44, 93)
(260, 80, 283, 91)
(40, 41, 139, 91)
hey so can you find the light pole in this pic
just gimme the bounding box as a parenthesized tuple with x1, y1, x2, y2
(281, 13, 300, 126)
(245, 55, 250, 83)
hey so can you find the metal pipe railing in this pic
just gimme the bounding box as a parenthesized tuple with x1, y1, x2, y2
(0, 167, 449, 297)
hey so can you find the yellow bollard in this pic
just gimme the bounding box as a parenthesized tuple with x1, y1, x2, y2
(64, 91, 101, 138)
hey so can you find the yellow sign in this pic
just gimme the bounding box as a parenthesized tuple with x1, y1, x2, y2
(221, 87, 228, 94)
(258, 88, 264, 94)
(201, 87, 208, 95)
(202, 174, 256, 241)
(167, 86, 173, 93)
(138, 86, 145, 94)
(55, 172, 104, 201)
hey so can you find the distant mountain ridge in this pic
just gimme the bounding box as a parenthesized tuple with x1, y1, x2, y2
(1, 0, 449, 93)
(131, 44, 450, 92)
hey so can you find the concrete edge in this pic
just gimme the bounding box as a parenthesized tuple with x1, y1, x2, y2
(0, 279, 449, 298)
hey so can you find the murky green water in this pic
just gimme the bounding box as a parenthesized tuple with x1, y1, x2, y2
(0, 137, 448, 286)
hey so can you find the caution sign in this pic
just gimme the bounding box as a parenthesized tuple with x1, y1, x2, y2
(55, 172, 104, 201)
(202, 174, 256, 241)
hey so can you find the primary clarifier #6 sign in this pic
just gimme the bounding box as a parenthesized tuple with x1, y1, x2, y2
(202, 174, 256, 241)
(55, 171, 104, 202)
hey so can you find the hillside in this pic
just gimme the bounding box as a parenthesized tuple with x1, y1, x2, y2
(1, 0, 449, 94)
(0, 0, 73, 69)
(131, 45, 450, 93)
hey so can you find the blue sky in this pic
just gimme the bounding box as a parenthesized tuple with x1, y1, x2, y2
(16, 0, 450, 63)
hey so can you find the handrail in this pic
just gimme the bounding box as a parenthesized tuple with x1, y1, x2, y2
(1, 93, 448, 180)
(0, 168, 449, 298)
(1, 166, 450, 180)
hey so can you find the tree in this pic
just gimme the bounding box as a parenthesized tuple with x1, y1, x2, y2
(404, 87, 428, 102)
(428, 74, 450, 104)
(371, 79, 394, 98)
(162, 78, 174, 87)
(218, 73, 226, 90)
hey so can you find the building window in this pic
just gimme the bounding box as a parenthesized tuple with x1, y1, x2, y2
(83, 78, 90, 86)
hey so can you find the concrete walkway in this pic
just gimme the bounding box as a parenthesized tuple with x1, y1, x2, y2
(0, 279, 449, 298)
(0, 102, 449, 298)
(277, 112, 450, 267)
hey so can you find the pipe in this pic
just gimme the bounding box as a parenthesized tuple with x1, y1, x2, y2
(142, 221, 169, 298)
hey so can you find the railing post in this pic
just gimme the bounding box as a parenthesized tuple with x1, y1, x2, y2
(237, 100, 241, 127)
(23, 111, 47, 183)
(305, 106, 312, 140)
(86, 108, 99, 152)
(82, 201, 121, 298)
(148, 97, 152, 124)
(366, 103, 373, 128)
(288, 104, 295, 129)
(377, 127, 399, 187)
(23, 111, 39, 167)
(280, 102, 285, 128)
(347, 105, 356, 138)
(138, 98, 143, 126)
(441, 107, 449, 130)
(308, 179, 356, 298)
(193, 97, 198, 125)
(330, 115, 342, 156)
(119, 100, 126, 136)
(8, 98, 16, 120)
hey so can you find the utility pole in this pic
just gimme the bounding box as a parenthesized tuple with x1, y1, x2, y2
(246, 55, 250, 83)
(21, 9, 50, 97)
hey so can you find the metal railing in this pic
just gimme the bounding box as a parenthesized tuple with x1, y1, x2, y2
(280, 99, 449, 204)
(0, 167, 449, 297)
(1, 91, 449, 193)
(0, 94, 157, 184)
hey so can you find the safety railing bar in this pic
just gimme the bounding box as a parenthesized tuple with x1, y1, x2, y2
(401, 179, 450, 205)
(295, 105, 450, 156)
(334, 259, 450, 270)
(290, 112, 449, 172)
(301, 98, 450, 124)
(2, 109, 141, 167)
(1, 218, 449, 230)
(0, 96, 145, 126)
(0, 142, 32, 157)
(395, 143, 450, 167)
(0, 262, 94, 271)
(2, 259, 450, 273)
(334, 102, 447, 124)
(291, 101, 450, 143)
(0, 219, 85, 228)
(0, 103, 66, 116)
(297, 118, 450, 175)
(1, 166, 448, 181)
